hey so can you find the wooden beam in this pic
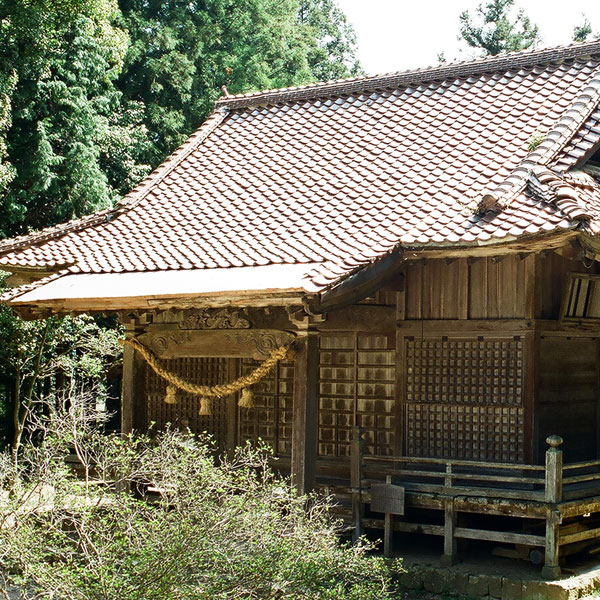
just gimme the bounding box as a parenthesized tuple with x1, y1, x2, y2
(291, 330, 319, 494)
(396, 319, 535, 334)
(137, 328, 296, 360)
(314, 248, 405, 312)
(455, 528, 544, 546)
(317, 305, 395, 332)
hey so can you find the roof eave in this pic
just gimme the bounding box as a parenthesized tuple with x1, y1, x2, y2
(314, 228, 581, 312)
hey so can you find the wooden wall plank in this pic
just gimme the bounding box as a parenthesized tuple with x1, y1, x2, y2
(537, 336, 599, 462)
(403, 256, 537, 321)
(457, 258, 469, 320)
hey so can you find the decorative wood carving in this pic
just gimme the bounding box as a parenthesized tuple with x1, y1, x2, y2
(179, 308, 251, 330)
(138, 329, 295, 360)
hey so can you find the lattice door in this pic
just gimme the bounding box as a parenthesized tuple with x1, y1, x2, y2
(144, 357, 229, 447)
(238, 358, 293, 456)
(319, 333, 395, 457)
(403, 336, 524, 462)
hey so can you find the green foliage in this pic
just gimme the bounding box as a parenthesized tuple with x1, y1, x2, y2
(0, 275, 123, 450)
(0, 70, 16, 195)
(118, 0, 361, 166)
(573, 15, 596, 42)
(0, 405, 399, 599)
(0, 0, 150, 237)
(528, 130, 545, 152)
(297, 0, 362, 82)
(0, 0, 360, 230)
(459, 0, 541, 56)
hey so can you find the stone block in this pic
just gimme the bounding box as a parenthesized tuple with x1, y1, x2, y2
(521, 581, 568, 600)
(488, 575, 504, 599)
(440, 571, 470, 595)
(501, 578, 523, 600)
(422, 567, 444, 594)
(521, 580, 550, 600)
(396, 568, 423, 591)
(468, 574, 490, 598)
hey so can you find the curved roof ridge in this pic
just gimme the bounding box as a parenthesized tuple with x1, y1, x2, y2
(486, 64, 600, 211)
(216, 38, 600, 110)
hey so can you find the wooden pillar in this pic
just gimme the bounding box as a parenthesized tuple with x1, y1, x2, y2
(441, 498, 457, 566)
(383, 475, 393, 557)
(350, 426, 365, 542)
(291, 330, 319, 494)
(121, 325, 146, 435)
(542, 435, 563, 580)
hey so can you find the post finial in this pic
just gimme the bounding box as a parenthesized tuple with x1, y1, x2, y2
(546, 435, 563, 448)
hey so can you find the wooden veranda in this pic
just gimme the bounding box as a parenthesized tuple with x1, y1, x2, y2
(343, 428, 600, 579)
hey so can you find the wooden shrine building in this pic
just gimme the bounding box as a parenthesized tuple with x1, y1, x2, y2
(4, 40, 600, 578)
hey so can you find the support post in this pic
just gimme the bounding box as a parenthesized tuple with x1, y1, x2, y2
(441, 497, 457, 566)
(383, 475, 393, 557)
(542, 435, 563, 580)
(350, 426, 364, 542)
(291, 330, 319, 494)
(121, 325, 146, 436)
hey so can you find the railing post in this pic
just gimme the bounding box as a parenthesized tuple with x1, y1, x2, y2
(350, 426, 364, 543)
(445, 461, 453, 488)
(440, 461, 457, 566)
(441, 498, 457, 566)
(545, 435, 563, 504)
(383, 475, 393, 558)
(542, 435, 563, 580)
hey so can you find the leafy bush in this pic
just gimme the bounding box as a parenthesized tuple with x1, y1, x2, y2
(0, 396, 400, 599)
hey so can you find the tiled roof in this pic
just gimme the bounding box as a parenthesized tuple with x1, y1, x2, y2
(3, 40, 600, 302)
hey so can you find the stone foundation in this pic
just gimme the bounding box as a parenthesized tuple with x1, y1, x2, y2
(396, 561, 600, 599)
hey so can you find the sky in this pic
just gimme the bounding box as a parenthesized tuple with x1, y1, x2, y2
(335, 0, 600, 76)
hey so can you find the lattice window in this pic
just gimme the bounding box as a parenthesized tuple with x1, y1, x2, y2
(319, 334, 395, 457)
(406, 404, 524, 463)
(406, 338, 523, 405)
(144, 357, 229, 447)
(404, 336, 525, 462)
(238, 359, 293, 456)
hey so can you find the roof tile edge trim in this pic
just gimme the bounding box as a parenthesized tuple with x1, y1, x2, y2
(0, 108, 230, 258)
(215, 39, 600, 110)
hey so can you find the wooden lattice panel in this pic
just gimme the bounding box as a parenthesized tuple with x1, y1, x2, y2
(405, 404, 524, 462)
(238, 359, 293, 456)
(319, 334, 395, 457)
(144, 357, 229, 446)
(403, 336, 525, 462)
(406, 338, 523, 405)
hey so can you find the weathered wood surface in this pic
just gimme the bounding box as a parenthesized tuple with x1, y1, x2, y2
(401, 255, 536, 321)
(138, 328, 296, 360)
(291, 332, 319, 494)
(538, 337, 598, 462)
(121, 327, 146, 434)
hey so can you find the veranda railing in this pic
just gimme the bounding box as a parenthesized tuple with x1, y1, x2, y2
(349, 429, 600, 579)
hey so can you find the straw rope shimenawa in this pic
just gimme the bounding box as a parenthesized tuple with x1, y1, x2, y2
(122, 338, 295, 415)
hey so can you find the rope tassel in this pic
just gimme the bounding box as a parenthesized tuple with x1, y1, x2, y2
(198, 396, 212, 416)
(164, 385, 178, 405)
(238, 387, 255, 409)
